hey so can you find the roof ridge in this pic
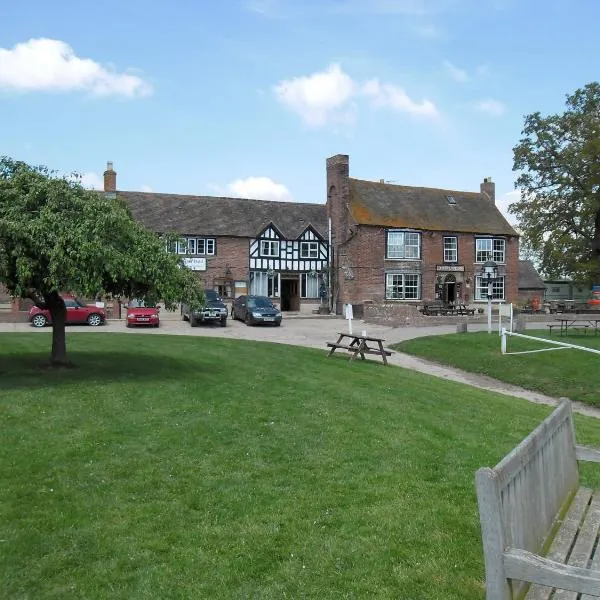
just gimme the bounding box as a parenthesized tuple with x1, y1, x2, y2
(350, 177, 481, 197)
(117, 190, 325, 207)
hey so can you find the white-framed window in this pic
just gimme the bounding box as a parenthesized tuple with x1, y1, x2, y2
(300, 241, 319, 259)
(260, 240, 280, 257)
(475, 238, 505, 263)
(197, 238, 216, 256)
(250, 272, 280, 297)
(385, 273, 421, 300)
(443, 237, 457, 262)
(186, 238, 197, 255)
(301, 273, 319, 298)
(387, 231, 420, 260)
(475, 276, 505, 301)
(177, 239, 187, 254)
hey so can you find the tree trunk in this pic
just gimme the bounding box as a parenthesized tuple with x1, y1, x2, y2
(47, 292, 68, 365)
(594, 206, 600, 280)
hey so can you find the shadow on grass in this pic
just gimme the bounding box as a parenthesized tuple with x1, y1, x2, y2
(0, 350, 211, 391)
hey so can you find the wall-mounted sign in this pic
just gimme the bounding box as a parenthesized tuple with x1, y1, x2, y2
(182, 257, 207, 271)
(436, 265, 465, 272)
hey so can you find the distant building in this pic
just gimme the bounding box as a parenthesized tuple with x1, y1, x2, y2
(517, 260, 545, 305)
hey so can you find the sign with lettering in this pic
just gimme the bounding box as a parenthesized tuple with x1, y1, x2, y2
(436, 265, 465, 272)
(182, 257, 207, 271)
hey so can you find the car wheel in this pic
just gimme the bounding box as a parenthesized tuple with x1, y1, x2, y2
(154, 323, 160, 328)
(244, 314, 253, 326)
(220, 317, 227, 327)
(87, 313, 103, 326)
(126, 322, 132, 328)
(275, 321, 281, 327)
(190, 317, 198, 327)
(31, 314, 48, 328)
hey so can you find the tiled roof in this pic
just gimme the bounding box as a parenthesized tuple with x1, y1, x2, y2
(518, 260, 545, 290)
(117, 191, 328, 239)
(349, 178, 518, 236)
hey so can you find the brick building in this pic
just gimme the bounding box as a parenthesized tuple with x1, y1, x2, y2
(104, 163, 329, 313)
(326, 154, 519, 315)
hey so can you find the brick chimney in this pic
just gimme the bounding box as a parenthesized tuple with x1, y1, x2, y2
(480, 176, 495, 203)
(103, 161, 117, 193)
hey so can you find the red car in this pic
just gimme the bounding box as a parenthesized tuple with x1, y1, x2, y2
(126, 299, 160, 328)
(29, 296, 106, 328)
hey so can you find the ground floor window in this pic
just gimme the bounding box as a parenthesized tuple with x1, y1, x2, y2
(300, 273, 319, 298)
(385, 273, 421, 300)
(214, 279, 233, 299)
(250, 272, 280, 297)
(475, 276, 505, 300)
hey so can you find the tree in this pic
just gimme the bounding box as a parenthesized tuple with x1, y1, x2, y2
(0, 158, 204, 365)
(511, 82, 600, 283)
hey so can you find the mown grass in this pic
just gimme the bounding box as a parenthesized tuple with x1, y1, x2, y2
(2, 332, 600, 599)
(391, 330, 600, 407)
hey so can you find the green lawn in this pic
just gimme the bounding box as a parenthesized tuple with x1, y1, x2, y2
(391, 330, 600, 407)
(2, 333, 600, 599)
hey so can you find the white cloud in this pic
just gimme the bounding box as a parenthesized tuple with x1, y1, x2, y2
(362, 79, 439, 118)
(212, 177, 294, 202)
(496, 189, 520, 225)
(0, 38, 152, 97)
(442, 59, 468, 82)
(473, 98, 506, 116)
(79, 172, 104, 189)
(273, 64, 357, 127)
(139, 184, 153, 193)
(274, 63, 439, 126)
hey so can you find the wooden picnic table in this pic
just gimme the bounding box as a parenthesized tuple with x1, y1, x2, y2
(554, 314, 600, 336)
(326, 332, 392, 365)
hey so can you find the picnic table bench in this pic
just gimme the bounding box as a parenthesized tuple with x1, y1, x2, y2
(476, 399, 600, 599)
(326, 332, 392, 365)
(419, 302, 475, 316)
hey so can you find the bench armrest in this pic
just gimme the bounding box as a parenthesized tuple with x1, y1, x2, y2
(576, 444, 600, 462)
(504, 548, 600, 596)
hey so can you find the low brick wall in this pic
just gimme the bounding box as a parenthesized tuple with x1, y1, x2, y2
(363, 303, 553, 328)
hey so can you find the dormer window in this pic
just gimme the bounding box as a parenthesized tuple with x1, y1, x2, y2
(446, 195, 456, 205)
(260, 240, 280, 257)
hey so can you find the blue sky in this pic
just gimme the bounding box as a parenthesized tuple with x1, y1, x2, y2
(2, 0, 599, 222)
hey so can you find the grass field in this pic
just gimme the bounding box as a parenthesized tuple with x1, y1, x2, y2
(391, 330, 600, 407)
(2, 332, 600, 599)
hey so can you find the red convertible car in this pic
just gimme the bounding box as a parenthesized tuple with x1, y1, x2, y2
(126, 299, 160, 328)
(29, 296, 106, 327)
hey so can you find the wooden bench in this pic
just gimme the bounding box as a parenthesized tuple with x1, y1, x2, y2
(476, 399, 600, 599)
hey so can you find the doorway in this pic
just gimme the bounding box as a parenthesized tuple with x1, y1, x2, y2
(280, 276, 299, 311)
(444, 274, 457, 305)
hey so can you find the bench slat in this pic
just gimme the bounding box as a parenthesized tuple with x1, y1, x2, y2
(525, 487, 593, 599)
(504, 549, 600, 596)
(556, 492, 600, 599)
(581, 490, 600, 599)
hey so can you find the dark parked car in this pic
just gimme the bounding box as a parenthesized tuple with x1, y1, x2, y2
(29, 296, 106, 328)
(181, 289, 228, 327)
(232, 295, 282, 326)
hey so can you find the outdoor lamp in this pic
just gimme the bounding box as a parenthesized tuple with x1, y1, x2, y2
(480, 260, 498, 334)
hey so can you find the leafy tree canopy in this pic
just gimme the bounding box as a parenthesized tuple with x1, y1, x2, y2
(0, 157, 204, 363)
(511, 82, 600, 283)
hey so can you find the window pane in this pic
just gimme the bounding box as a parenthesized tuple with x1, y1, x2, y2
(443, 237, 457, 262)
(493, 239, 505, 263)
(250, 272, 268, 295)
(387, 232, 404, 259)
(476, 238, 492, 262)
(385, 273, 420, 300)
(197, 239, 206, 254)
(206, 239, 215, 255)
(475, 276, 505, 300)
(187, 238, 196, 255)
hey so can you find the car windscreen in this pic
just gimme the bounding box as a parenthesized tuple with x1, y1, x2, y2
(205, 290, 222, 302)
(248, 297, 272, 309)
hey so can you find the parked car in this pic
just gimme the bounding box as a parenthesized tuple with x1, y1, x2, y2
(29, 296, 106, 328)
(181, 289, 228, 327)
(232, 295, 282, 326)
(126, 299, 160, 328)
